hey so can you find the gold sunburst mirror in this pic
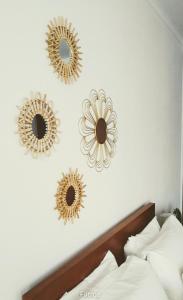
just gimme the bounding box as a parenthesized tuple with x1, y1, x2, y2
(55, 169, 86, 224)
(17, 93, 60, 157)
(46, 17, 82, 84)
(79, 89, 117, 172)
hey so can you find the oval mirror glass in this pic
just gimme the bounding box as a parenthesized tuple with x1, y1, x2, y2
(59, 39, 71, 64)
(96, 118, 107, 144)
(66, 185, 75, 206)
(32, 114, 47, 139)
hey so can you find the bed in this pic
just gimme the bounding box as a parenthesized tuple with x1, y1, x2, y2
(22, 202, 155, 300)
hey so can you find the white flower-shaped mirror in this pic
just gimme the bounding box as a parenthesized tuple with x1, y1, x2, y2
(79, 89, 117, 172)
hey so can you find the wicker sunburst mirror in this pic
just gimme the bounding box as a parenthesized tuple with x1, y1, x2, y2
(46, 17, 82, 84)
(17, 93, 60, 157)
(55, 169, 86, 224)
(79, 89, 117, 172)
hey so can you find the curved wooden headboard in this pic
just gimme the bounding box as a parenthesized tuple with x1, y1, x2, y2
(23, 202, 155, 300)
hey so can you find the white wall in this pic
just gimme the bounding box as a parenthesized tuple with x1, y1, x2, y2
(0, 0, 182, 299)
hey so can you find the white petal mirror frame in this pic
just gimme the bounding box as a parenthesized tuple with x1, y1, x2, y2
(79, 89, 118, 172)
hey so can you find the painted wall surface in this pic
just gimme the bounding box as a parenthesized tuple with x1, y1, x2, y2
(0, 0, 182, 299)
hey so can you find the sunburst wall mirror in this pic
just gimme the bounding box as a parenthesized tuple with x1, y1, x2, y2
(55, 169, 86, 224)
(17, 93, 60, 157)
(79, 89, 117, 172)
(46, 17, 82, 84)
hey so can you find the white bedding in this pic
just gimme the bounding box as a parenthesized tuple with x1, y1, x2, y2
(124, 216, 160, 258)
(62, 256, 168, 300)
(79, 256, 168, 300)
(61, 251, 118, 300)
(142, 215, 183, 272)
(123, 214, 183, 300)
(62, 215, 183, 300)
(141, 215, 183, 300)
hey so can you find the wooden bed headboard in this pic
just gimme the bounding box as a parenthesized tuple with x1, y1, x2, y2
(23, 202, 155, 300)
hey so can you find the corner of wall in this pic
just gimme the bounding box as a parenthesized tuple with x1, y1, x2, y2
(147, 0, 183, 48)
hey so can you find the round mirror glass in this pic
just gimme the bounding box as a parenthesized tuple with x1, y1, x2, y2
(66, 185, 75, 206)
(59, 39, 71, 64)
(32, 114, 47, 140)
(96, 118, 107, 144)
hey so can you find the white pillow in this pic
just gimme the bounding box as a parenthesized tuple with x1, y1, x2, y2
(141, 215, 183, 300)
(80, 256, 168, 300)
(146, 252, 183, 300)
(124, 216, 160, 257)
(60, 251, 118, 300)
(142, 215, 183, 272)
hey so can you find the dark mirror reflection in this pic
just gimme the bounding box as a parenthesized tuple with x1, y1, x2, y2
(32, 114, 47, 139)
(66, 185, 75, 206)
(96, 118, 107, 144)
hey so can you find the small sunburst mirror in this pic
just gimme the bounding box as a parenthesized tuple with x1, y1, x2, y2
(55, 169, 86, 224)
(46, 17, 82, 84)
(17, 93, 60, 157)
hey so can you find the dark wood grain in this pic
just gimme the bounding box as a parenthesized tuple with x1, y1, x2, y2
(23, 202, 155, 300)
